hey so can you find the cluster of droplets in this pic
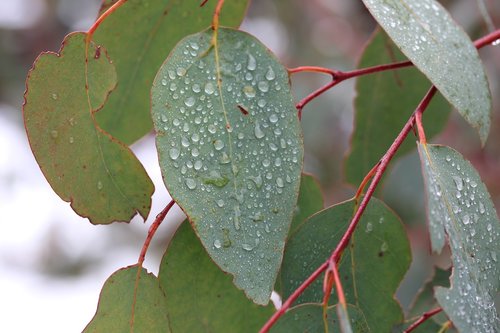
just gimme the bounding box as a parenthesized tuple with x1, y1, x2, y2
(422, 146, 499, 332)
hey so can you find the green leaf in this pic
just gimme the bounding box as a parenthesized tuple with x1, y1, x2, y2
(23, 32, 154, 224)
(345, 29, 449, 186)
(158, 222, 275, 332)
(361, 0, 491, 144)
(152, 27, 303, 305)
(93, 0, 249, 144)
(269, 304, 369, 333)
(84, 265, 170, 333)
(417, 143, 500, 332)
(280, 198, 411, 332)
(290, 173, 324, 236)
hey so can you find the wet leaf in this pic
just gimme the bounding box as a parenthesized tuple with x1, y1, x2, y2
(158, 222, 275, 332)
(151, 28, 303, 305)
(93, 0, 249, 144)
(269, 304, 369, 333)
(84, 265, 169, 333)
(345, 29, 449, 186)
(418, 143, 500, 332)
(362, 0, 491, 144)
(23, 32, 154, 224)
(280, 198, 411, 332)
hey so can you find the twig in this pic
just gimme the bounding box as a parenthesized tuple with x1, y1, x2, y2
(403, 307, 443, 333)
(137, 200, 176, 266)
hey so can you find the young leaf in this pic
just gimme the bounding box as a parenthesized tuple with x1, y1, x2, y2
(93, 0, 249, 144)
(23, 32, 154, 224)
(280, 198, 411, 332)
(418, 143, 500, 332)
(158, 222, 275, 332)
(84, 265, 169, 333)
(268, 304, 368, 333)
(361, 0, 491, 144)
(345, 29, 449, 186)
(152, 27, 304, 305)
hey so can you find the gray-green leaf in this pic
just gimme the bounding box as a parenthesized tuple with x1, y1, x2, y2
(362, 0, 491, 144)
(151, 28, 304, 305)
(158, 222, 275, 332)
(280, 198, 411, 332)
(418, 143, 500, 332)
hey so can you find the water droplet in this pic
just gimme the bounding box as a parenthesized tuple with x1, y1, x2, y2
(276, 177, 284, 188)
(204, 82, 215, 95)
(176, 67, 186, 76)
(184, 96, 195, 107)
(191, 133, 200, 142)
(203, 170, 229, 187)
(254, 121, 265, 139)
(486, 223, 492, 232)
(462, 214, 471, 225)
(194, 160, 203, 170)
(206, 125, 216, 134)
(214, 239, 222, 249)
(185, 178, 196, 190)
(214, 140, 224, 150)
(181, 136, 190, 147)
(262, 159, 270, 167)
(258, 99, 267, 107)
(258, 81, 269, 92)
(242, 243, 254, 251)
(249, 175, 263, 189)
(220, 152, 231, 164)
(234, 206, 241, 230)
(216, 199, 225, 208)
(97, 181, 103, 190)
(453, 176, 464, 191)
(380, 242, 389, 252)
(69, 136, 74, 144)
(445, 155, 451, 162)
(470, 180, 478, 188)
(161, 79, 167, 86)
(169, 82, 177, 91)
(51, 93, 58, 100)
(269, 114, 278, 123)
(365, 222, 373, 233)
(247, 53, 256, 71)
(191, 148, 200, 157)
(265, 67, 276, 80)
(479, 202, 486, 214)
(243, 85, 256, 98)
(50, 130, 58, 139)
(169, 148, 180, 160)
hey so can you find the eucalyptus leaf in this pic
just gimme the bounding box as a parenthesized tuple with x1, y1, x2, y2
(158, 222, 275, 332)
(93, 0, 249, 144)
(280, 198, 411, 332)
(418, 143, 500, 332)
(345, 29, 449, 186)
(362, 0, 491, 144)
(23, 32, 154, 224)
(152, 28, 303, 305)
(84, 265, 169, 333)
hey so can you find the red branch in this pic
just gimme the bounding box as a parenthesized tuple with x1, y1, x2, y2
(137, 200, 176, 266)
(403, 307, 443, 333)
(260, 28, 500, 332)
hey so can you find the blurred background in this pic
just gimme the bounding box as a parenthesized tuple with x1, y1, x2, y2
(0, 0, 498, 331)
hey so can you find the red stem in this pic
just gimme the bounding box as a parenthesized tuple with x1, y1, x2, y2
(296, 60, 412, 117)
(87, 0, 127, 43)
(403, 307, 443, 333)
(212, 0, 225, 30)
(296, 28, 500, 118)
(137, 200, 176, 266)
